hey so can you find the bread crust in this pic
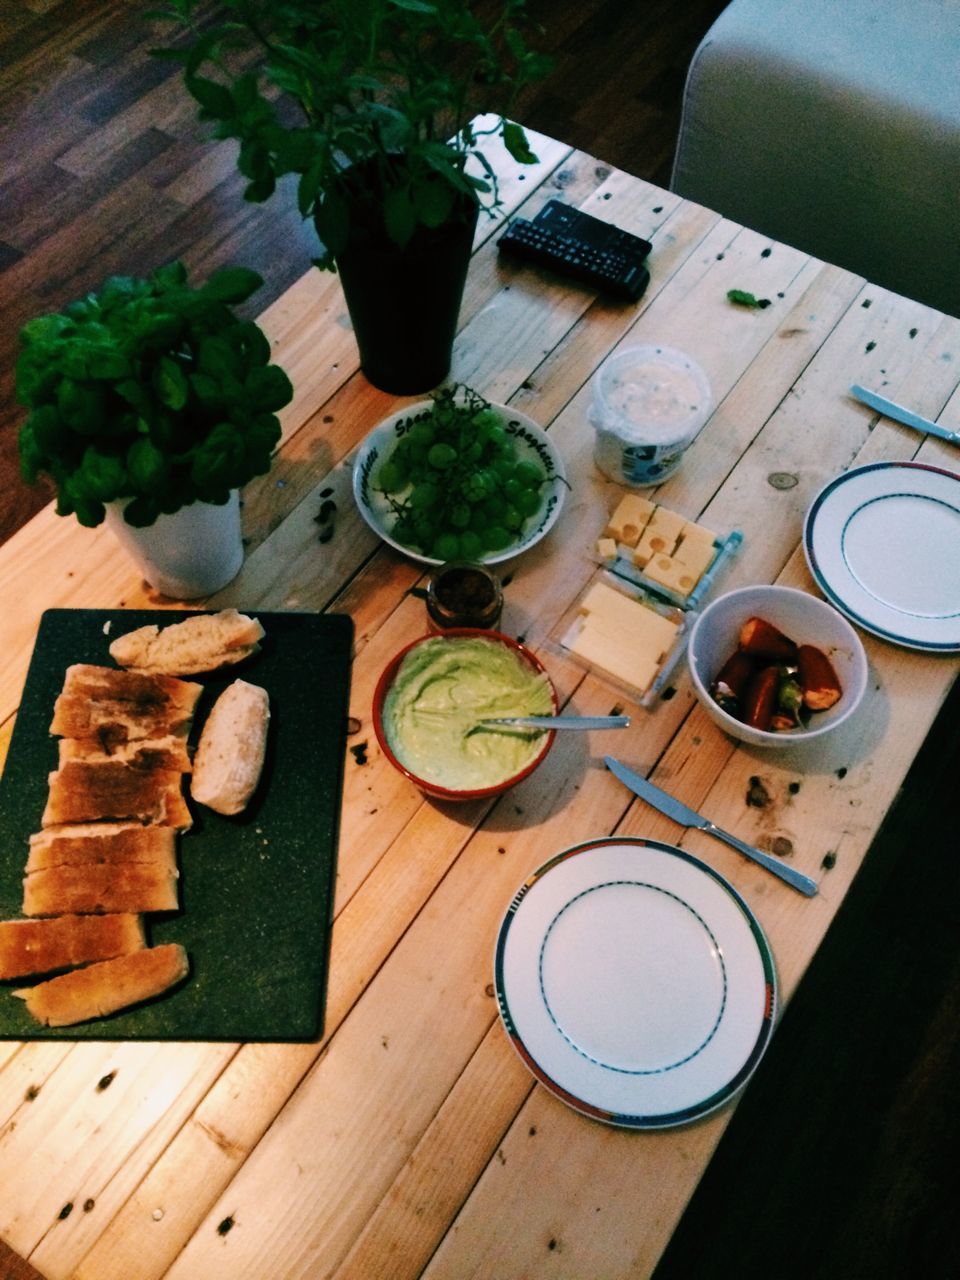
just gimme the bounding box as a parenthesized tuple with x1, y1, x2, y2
(0, 913, 145, 980)
(109, 609, 265, 675)
(27, 823, 177, 872)
(58, 735, 192, 772)
(42, 761, 192, 829)
(23, 862, 180, 916)
(14, 943, 189, 1026)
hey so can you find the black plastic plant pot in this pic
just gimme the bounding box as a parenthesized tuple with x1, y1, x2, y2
(334, 203, 479, 395)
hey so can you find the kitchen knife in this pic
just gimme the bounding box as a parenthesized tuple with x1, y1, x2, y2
(851, 384, 960, 446)
(604, 756, 818, 897)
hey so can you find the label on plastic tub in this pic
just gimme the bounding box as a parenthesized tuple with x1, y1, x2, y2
(590, 345, 712, 487)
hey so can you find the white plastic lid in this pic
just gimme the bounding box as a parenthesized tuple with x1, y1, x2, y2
(591, 345, 712, 447)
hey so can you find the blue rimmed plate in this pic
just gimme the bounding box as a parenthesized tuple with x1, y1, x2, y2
(804, 461, 960, 651)
(494, 837, 776, 1129)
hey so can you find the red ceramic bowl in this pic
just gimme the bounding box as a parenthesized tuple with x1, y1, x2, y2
(372, 628, 558, 801)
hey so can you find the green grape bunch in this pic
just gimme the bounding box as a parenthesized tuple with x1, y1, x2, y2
(375, 386, 552, 562)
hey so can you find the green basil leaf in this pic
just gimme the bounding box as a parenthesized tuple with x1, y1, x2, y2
(412, 178, 455, 228)
(30, 404, 69, 455)
(115, 379, 153, 415)
(86, 347, 131, 380)
(153, 355, 189, 410)
(244, 175, 276, 203)
(244, 364, 293, 413)
(237, 141, 272, 181)
(19, 313, 70, 347)
(15, 357, 57, 407)
(80, 446, 127, 500)
(186, 74, 234, 119)
(501, 121, 537, 165)
(204, 266, 263, 305)
(227, 321, 271, 366)
(127, 437, 170, 493)
(123, 495, 160, 528)
(314, 189, 350, 261)
(62, 472, 105, 527)
(298, 157, 326, 217)
(189, 371, 223, 411)
(232, 71, 259, 114)
(198, 336, 243, 380)
(57, 378, 104, 433)
(383, 185, 416, 248)
(190, 421, 246, 491)
(151, 261, 188, 291)
(18, 421, 44, 483)
(727, 288, 771, 309)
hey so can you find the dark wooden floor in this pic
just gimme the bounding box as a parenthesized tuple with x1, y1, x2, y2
(1, 4, 957, 1278)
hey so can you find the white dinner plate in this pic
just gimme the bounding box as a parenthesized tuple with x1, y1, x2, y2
(352, 400, 566, 567)
(494, 837, 776, 1129)
(803, 461, 960, 651)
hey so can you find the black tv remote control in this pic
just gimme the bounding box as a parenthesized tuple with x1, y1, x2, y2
(498, 199, 652, 301)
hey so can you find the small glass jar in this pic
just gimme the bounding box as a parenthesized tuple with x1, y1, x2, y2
(426, 561, 503, 631)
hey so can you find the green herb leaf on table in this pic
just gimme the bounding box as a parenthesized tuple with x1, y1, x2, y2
(727, 288, 772, 309)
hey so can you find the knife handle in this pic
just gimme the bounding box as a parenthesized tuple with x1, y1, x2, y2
(705, 822, 818, 897)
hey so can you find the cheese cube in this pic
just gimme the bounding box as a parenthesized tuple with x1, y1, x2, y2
(647, 506, 687, 542)
(604, 494, 656, 546)
(678, 519, 717, 550)
(672, 537, 716, 579)
(633, 525, 675, 566)
(642, 554, 702, 597)
(596, 536, 618, 561)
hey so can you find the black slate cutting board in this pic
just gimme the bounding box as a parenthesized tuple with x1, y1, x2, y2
(0, 608, 353, 1041)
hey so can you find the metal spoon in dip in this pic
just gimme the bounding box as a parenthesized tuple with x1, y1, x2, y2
(473, 714, 630, 731)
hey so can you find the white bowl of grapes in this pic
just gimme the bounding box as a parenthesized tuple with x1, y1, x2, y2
(352, 386, 568, 566)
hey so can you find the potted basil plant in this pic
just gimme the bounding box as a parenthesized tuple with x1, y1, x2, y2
(16, 260, 293, 598)
(153, 0, 551, 394)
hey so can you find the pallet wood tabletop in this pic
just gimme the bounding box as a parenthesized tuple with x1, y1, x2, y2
(1, 121, 958, 1280)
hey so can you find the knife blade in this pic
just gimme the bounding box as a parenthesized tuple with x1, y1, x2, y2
(850, 384, 960, 446)
(604, 756, 818, 897)
(477, 714, 630, 730)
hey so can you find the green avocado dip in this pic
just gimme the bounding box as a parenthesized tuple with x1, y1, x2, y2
(382, 635, 554, 790)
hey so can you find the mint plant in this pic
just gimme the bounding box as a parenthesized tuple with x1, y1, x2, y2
(16, 262, 293, 528)
(152, 0, 552, 268)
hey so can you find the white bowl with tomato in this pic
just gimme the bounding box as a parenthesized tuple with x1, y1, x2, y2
(688, 585, 868, 747)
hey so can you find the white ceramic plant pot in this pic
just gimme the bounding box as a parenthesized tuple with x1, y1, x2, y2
(105, 491, 244, 599)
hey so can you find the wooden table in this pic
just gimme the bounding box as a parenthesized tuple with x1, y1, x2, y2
(1, 121, 958, 1280)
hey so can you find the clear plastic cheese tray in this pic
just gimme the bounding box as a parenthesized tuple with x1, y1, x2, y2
(550, 571, 696, 708)
(549, 495, 743, 706)
(596, 522, 742, 611)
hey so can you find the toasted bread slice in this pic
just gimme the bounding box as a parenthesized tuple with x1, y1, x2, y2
(50, 665, 202, 744)
(27, 824, 177, 873)
(58, 735, 192, 772)
(42, 762, 192, 829)
(23, 862, 179, 916)
(109, 608, 265, 675)
(0, 913, 145, 980)
(14, 943, 189, 1026)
